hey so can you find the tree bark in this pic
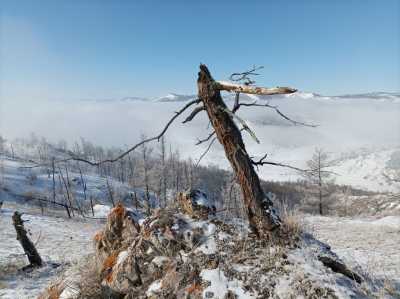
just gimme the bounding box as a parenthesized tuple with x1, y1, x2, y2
(197, 65, 280, 237)
(12, 211, 43, 267)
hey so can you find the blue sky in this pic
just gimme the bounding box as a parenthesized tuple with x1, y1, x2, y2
(1, 0, 399, 101)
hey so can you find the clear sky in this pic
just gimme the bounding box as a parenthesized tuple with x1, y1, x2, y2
(1, 0, 399, 101)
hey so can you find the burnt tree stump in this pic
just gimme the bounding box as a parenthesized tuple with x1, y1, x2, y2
(12, 211, 43, 268)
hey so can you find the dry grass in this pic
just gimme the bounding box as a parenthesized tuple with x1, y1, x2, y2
(109, 202, 126, 220)
(0, 256, 27, 280)
(93, 230, 103, 242)
(277, 204, 303, 247)
(37, 281, 64, 299)
(76, 257, 103, 299)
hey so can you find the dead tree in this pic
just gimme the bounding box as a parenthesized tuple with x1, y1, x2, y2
(60, 64, 304, 238)
(197, 65, 284, 235)
(160, 136, 167, 208)
(301, 148, 336, 215)
(51, 157, 56, 204)
(12, 211, 43, 268)
(106, 178, 116, 207)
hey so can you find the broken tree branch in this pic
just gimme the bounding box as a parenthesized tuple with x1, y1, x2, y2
(215, 81, 297, 96)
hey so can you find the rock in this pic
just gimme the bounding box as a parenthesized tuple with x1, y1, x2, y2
(177, 189, 216, 218)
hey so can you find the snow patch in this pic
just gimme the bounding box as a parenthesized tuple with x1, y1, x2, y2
(146, 279, 162, 296)
(93, 204, 111, 218)
(371, 216, 400, 228)
(200, 268, 257, 299)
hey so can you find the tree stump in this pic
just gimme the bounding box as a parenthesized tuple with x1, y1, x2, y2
(12, 211, 43, 268)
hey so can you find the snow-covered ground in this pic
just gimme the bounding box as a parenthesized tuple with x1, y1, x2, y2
(305, 215, 400, 285)
(0, 155, 158, 211)
(0, 202, 103, 299)
(1, 198, 399, 298)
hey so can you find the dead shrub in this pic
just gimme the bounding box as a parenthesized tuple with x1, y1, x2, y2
(76, 257, 103, 299)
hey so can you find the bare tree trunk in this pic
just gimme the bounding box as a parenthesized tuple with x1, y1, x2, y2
(52, 157, 56, 204)
(10, 143, 15, 159)
(89, 195, 95, 217)
(106, 178, 115, 207)
(76, 162, 88, 217)
(141, 140, 151, 215)
(197, 65, 280, 236)
(160, 136, 167, 208)
(58, 169, 73, 218)
(12, 212, 43, 267)
(318, 152, 323, 215)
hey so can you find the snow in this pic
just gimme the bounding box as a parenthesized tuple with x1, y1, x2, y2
(190, 189, 215, 209)
(151, 256, 170, 267)
(146, 279, 162, 296)
(200, 269, 257, 299)
(187, 220, 217, 255)
(305, 215, 400, 283)
(371, 215, 400, 228)
(59, 287, 77, 299)
(93, 204, 111, 218)
(116, 250, 129, 267)
(0, 154, 160, 212)
(0, 202, 102, 299)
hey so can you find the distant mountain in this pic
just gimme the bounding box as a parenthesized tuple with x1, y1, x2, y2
(81, 90, 400, 104)
(153, 93, 196, 102)
(120, 96, 149, 102)
(333, 91, 400, 101)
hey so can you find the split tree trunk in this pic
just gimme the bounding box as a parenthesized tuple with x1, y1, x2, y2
(197, 65, 280, 237)
(12, 211, 43, 267)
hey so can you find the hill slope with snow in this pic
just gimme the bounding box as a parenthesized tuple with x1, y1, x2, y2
(2, 91, 400, 192)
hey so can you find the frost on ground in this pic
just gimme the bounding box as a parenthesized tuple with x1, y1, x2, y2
(38, 193, 399, 299)
(0, 202, 103, 299)
(305, 215, 400, 287)
(1, 186, 399, 298)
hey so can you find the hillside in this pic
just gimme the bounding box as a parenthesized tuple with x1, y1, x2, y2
(3, 91, 399, 192)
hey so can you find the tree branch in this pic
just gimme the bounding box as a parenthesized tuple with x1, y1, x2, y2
(237, 102, 317, 127)
(182, 106, 205, 124)
(251, 154, 338, 175)
(195, 136, 217, 167)
(215, 81, 297, 96)
(196, 131, 216, 145)
(60, 98, 201, 166)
